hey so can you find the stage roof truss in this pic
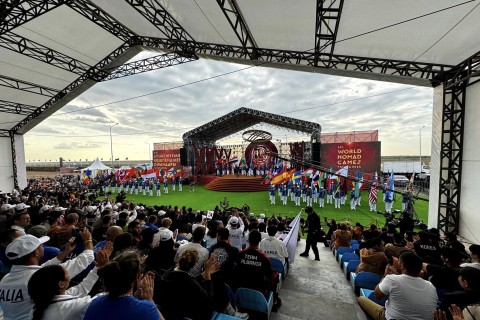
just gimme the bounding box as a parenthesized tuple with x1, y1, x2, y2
(182, 107, 321, 144)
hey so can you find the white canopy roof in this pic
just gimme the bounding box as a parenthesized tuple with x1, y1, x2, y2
(1, 0, 479, 135)
(82, 157, 111, 171)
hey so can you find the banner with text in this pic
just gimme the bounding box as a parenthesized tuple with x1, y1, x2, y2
(320, 141, 381, 174)
(153, 149, 181, 169)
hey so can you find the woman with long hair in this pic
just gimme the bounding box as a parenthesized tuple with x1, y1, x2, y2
(83, 250, 163, 320)
(28, 247, 110, 320)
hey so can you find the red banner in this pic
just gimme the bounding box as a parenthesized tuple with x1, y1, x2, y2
(320, 142, 381, 174)
(153, 149, 181, 169)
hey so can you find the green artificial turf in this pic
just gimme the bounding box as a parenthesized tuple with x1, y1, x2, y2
(108, 187, 429, 229)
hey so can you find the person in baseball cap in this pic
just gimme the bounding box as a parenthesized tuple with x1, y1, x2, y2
(5, 234, 49, 260)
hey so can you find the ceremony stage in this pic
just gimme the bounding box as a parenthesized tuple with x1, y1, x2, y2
(204, 175, 269, 192)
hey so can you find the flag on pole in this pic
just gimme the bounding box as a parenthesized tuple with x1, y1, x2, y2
(369, 171, 378, 203)
(302, 168, 314, 177)
(386, 171, 395, 201)
(292, 171, 302, 184)
(354, 171, 363, 197)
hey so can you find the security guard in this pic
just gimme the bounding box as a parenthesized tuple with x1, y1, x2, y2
(299, 206, 321, 261)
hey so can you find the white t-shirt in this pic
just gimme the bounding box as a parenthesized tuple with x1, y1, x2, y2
(228, 228, 244, 251)
(379, 274, 438, 320)
(174, 242, 208, 277)
(259, 236, 289, 260)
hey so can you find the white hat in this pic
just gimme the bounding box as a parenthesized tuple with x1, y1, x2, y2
(158, 210, 166, 216)
(6, 235, 49, 260)
(15, 203, 30, 211)
(229, 216, 239, 225)
(54, 207, 67, 212)
(104, 204, 112, 209)
(41, 205, 51, 212)
(159, 229, 173, 241)
(134, 206, 140, 210)
(86, 206, 97, 213)
(259, 214, 265, 219)
(113, 205, 118, 211)
(1, 204, 15, 212)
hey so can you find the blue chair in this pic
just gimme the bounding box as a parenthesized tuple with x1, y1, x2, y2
(211, 311, 245, 320)
(351, 272, 382, 295)
(350, 239, 359, 245)
(335, 246, 352, 262)
(344, 259, 360, 280)
(225, 284, 236, 307)
(360, 288, 387, 307)
(340, 253, 359, 270)
(270, 257, 287, 279)
(235, 288, 273, 320)
(350, 243, 360, 251)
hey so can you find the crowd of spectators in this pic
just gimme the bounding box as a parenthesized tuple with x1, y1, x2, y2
(323, 218, 480, 320)
(0, 176, 291, 320)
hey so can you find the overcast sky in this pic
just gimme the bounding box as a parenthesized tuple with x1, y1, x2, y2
(24, 51, 433, 163)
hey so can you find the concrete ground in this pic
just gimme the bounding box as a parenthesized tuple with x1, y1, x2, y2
(271, 241, 368, 320)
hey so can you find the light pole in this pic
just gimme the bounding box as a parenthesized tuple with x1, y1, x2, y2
(419, 125, 426, 171)
(105, 123, 118, 168)
(145, 142, 151, 162)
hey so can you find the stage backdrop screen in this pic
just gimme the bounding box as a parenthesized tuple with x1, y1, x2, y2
(320, 141, 381, 174)
(153, 149, 181, 169)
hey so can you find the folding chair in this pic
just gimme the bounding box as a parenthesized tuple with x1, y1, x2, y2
(235, 288, 274, 320)
(351, 272, 382, 295)
(344, 259, 360, 280)
(335, 246, 352, 262)
(340, 253, 359, 270)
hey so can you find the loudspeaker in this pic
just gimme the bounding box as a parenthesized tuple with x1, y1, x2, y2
(180, 148, 187, 165)
(311, 142, 321, 161)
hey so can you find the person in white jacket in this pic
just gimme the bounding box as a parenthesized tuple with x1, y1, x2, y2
(0, 230, 96, 320)
(27, 246, 110, 320)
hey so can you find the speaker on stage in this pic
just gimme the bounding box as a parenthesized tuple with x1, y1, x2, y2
(311, 142, 321, 161)
(180, 148, 187, 165)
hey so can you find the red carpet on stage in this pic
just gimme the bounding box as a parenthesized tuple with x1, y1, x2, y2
(204, 175, 269, 192)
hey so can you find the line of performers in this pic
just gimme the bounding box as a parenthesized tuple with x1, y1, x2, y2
(216, 162, 274, 177)
(102, 176, 184, 196)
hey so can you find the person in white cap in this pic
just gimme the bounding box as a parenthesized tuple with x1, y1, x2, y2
(226, 216, 244, 251)
(0, 229, 96, 320)
(11, 204, 31, 236)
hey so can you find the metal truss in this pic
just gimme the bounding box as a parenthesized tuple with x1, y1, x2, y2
(142, 37, 452, 82)
(183, 107, 321, 144)
(315, 0, 344, 64)
(437, 81, 466, 234)
(0, 0, 70, 35)
(10, 130, 18, 188)
(216, 0, 258, 59)
(67, 0, 137, 42)
(99, 52, 197, 81)
(0, 100, 38, 115)
(0, 75, 59, 97)
(442, 49, 480, 90)
(125, 0, 194, 43)
(11, 42, 134, 133)
(0, 32, 91, 74)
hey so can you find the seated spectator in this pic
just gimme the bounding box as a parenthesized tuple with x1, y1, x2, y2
(137, 228, 158, 255)
(127, 221, 141, 245)
(83, 250, 162, 320)
(352, 222, 364, 241)
(27, 246, 110, 320)
(443, 232, 469, 259)
(145, 229, 176, 273)
(175, 226, 209, 278)
(358, 251, 438, 320)
(92, 215, 113, 243)
(434, 267, 480, 320)
(461, 244, 480, 269)
(332, 222, 352, 249)
(384, 233, 414, 262)
(205, 220, 219, 251)
(0, 231, 95, 320)
(94, 226, 123, 252)
(422, 247, 463, 292)
(233, 230, 282, 312)
(259, 225, 289, 264)
(159, 249, 234, 320)
(110, 233, 134, 258)
(143, 215, 159, 232)
(356, 237, 388, 276)
(414, 230, 441, 265)
(27, 225, 60, 264)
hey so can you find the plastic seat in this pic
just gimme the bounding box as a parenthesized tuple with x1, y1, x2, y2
(270, 257, 287, 278)
(351, 272, 382, 295)
(335, 246, 352, 262)
(344, 260, 360, 280)
(350, 243, 360, 251)
(340, 253, 359, 270)
(211, 311, 245, 320)
(360, 288, 387, 307)
(350, 239, 359, 245)
(235, 288, 273, 320)
(225, 284, 236, 307)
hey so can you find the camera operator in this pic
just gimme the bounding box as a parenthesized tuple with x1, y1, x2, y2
(299, 206, 321, 261)
(115, 191, 126, 204)
(397, 211, 414, 235)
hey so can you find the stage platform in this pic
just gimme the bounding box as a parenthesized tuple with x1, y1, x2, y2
(204, 175, 269, 192)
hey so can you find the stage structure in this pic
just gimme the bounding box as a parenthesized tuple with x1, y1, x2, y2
(182, 107, 321, 176)
(1, 1, 480, 239)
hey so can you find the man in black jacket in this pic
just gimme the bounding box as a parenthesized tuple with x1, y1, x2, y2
(300, 206, 321, 261)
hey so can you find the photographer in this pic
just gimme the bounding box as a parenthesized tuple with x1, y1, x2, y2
(299, 206, 321, 261)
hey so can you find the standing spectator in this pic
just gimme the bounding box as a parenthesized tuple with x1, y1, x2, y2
(175, 226, 209, 278)
(259, 225, 289, 264)
(299, 206, 321, 261)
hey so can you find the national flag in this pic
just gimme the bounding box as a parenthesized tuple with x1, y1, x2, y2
(408, 172, 415, 187)
(263, 169, 272, 184)
(84, 176, 89, 184)
(331, 166, 348, 180)
(229, 156, 239, 164)
(141, 168, 159, 179)
(354, 171, 363, 197)
(302, 168, 314, 177)
(292, 171, 302, 184)
(312, 171, 320, 185)
(270, 169, 287, 185)
(369, 171, 378, 203)
(386, 171, 395, 201)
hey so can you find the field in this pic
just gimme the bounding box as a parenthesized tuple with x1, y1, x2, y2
(108, 186, 429, 229)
